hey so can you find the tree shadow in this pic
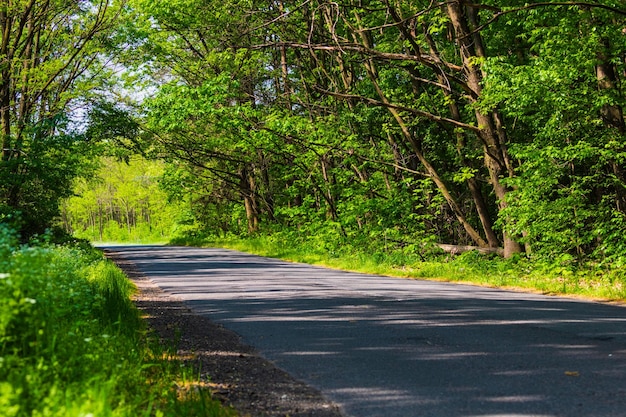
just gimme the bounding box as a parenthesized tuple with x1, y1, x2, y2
(106, 245, 626, 417)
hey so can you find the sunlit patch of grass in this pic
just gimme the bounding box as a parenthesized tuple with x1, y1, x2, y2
(0, 227, 235, 417)
(186, 234, 626, 303)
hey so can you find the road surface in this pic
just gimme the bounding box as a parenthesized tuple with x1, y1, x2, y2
(104, 245, 626, 417)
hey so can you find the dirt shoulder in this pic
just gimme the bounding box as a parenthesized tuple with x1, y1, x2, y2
(104, 250, 344, 417)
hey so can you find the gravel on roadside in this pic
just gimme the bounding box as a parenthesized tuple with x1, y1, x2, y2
(104, 250, 344, 417)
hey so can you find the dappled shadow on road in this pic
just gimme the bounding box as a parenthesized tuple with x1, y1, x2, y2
(106, 245, 626, 417)
(185, 297, 626, 417)
(104, 247, 344, 417)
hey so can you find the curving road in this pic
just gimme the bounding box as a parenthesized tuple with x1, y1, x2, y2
(104, 245, 626, 417)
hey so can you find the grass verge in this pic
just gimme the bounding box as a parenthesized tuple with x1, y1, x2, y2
(0, 228, 235, 417)
(171, 233, 626, 303)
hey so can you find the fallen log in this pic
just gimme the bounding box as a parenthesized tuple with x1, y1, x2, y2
(436, 243, 504, 256)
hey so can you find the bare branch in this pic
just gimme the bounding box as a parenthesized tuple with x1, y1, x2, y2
(244, 0, 314, 35)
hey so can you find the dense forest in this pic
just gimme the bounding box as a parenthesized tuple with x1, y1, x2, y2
(1, 1, 626, 265)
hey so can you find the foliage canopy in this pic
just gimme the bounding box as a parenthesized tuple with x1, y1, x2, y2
(2, 1, 625, 266)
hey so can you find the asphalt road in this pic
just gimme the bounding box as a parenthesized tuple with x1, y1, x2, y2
(104, 245, 626, 417)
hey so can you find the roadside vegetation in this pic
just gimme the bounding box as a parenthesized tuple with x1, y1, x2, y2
(64, 154, 626, 303)
(1, 3, 626, 413)
(5, 2, 625, 416)
(171, 231, 626, 303)
(0, 225, 235, 417)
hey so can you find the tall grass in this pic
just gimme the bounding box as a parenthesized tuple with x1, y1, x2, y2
(0, 226, 234, 417)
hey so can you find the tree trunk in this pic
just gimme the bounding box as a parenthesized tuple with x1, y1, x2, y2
(595, 35, 626, 213)
(258, 149, 276, 221)
(366, 65, 488, 247)
(0, 9, 13, 162)
(446, 1, 522, 257)
(240, 167, 259, 233)
(351, 7, 488, 247)
(320, 154, 339, 221)
(98, 201, 104, 241)
(596, 37, 625, 133)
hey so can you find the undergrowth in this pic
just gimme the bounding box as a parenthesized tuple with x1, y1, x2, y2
(0, 225, 235, 417)
(171, 230, 626, 302)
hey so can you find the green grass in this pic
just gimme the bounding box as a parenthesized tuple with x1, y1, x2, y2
(0, 228, 235, 417)
(173, 233, 626, 303)
(73, 223, 171, 245)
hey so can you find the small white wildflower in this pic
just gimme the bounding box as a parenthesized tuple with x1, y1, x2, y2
(84, 338, 92, 343)
(24, 298, 37, 304)
(0, 273, 9, 279)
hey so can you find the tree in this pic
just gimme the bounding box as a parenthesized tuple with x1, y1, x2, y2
(0, 0, 122, 238)
(121, 0, 626, 262)
(479, 2, 626, 261)
(63, 156, 179, 242)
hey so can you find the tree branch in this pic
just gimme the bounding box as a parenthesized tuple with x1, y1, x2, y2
(313, 86, 482, 133)
(247, 41, 465, 72)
